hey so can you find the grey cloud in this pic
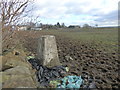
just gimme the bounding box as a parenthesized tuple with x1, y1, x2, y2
(32, 0, 110, 19)
(64, 2, 104, 16)
(94, 10, 118, 22)
(28, 0, 118, 27)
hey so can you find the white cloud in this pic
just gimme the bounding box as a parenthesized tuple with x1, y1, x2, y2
(30, 0, 119, 26)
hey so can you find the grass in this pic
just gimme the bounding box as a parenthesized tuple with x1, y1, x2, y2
(39, 28, 118, 53)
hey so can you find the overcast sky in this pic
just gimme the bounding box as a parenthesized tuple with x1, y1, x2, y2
(28, 0, 119, 27)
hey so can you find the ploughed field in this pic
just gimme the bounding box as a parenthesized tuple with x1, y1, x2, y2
(3, 28, 119, 88)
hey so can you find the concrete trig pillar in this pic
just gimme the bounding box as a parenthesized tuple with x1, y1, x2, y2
(37, 35, 61, 67)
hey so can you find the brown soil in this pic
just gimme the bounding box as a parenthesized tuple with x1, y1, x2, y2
(2, 30, 119, 88)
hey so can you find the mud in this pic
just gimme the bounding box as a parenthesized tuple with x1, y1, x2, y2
(2, 31, 119, 88)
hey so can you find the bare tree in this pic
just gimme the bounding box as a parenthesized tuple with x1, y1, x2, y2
(0, 0, 34, 52)
(0, 0, 32, 31)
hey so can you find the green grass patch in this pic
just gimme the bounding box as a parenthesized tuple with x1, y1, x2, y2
(40, 28, 118, 53)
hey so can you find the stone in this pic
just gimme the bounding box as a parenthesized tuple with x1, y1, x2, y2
(4, 66, 31, 75)
(14, 52, 20, 55)
(1, 39, 37, 88)
(1, 66, 37, 88)
(37, 35, 61, 67)
(65, 55, 74, 61)
(2, 74, 37, 88)
(5, 59, 30, 69)
(0, 72, 11, 84)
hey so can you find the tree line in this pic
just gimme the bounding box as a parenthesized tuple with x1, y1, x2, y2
(0, 0, 98, 31)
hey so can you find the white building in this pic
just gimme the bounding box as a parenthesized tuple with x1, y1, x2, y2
(31, 27, 42, 30)
(18, 25, 28, 31)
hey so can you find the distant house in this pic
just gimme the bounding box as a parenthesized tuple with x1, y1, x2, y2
(31, 27, 42, 30)
(18, 25, 28, 31)
(17, 25, 43, 31)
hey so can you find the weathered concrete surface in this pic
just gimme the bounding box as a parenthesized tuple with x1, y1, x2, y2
(37, 35, 61, 67)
